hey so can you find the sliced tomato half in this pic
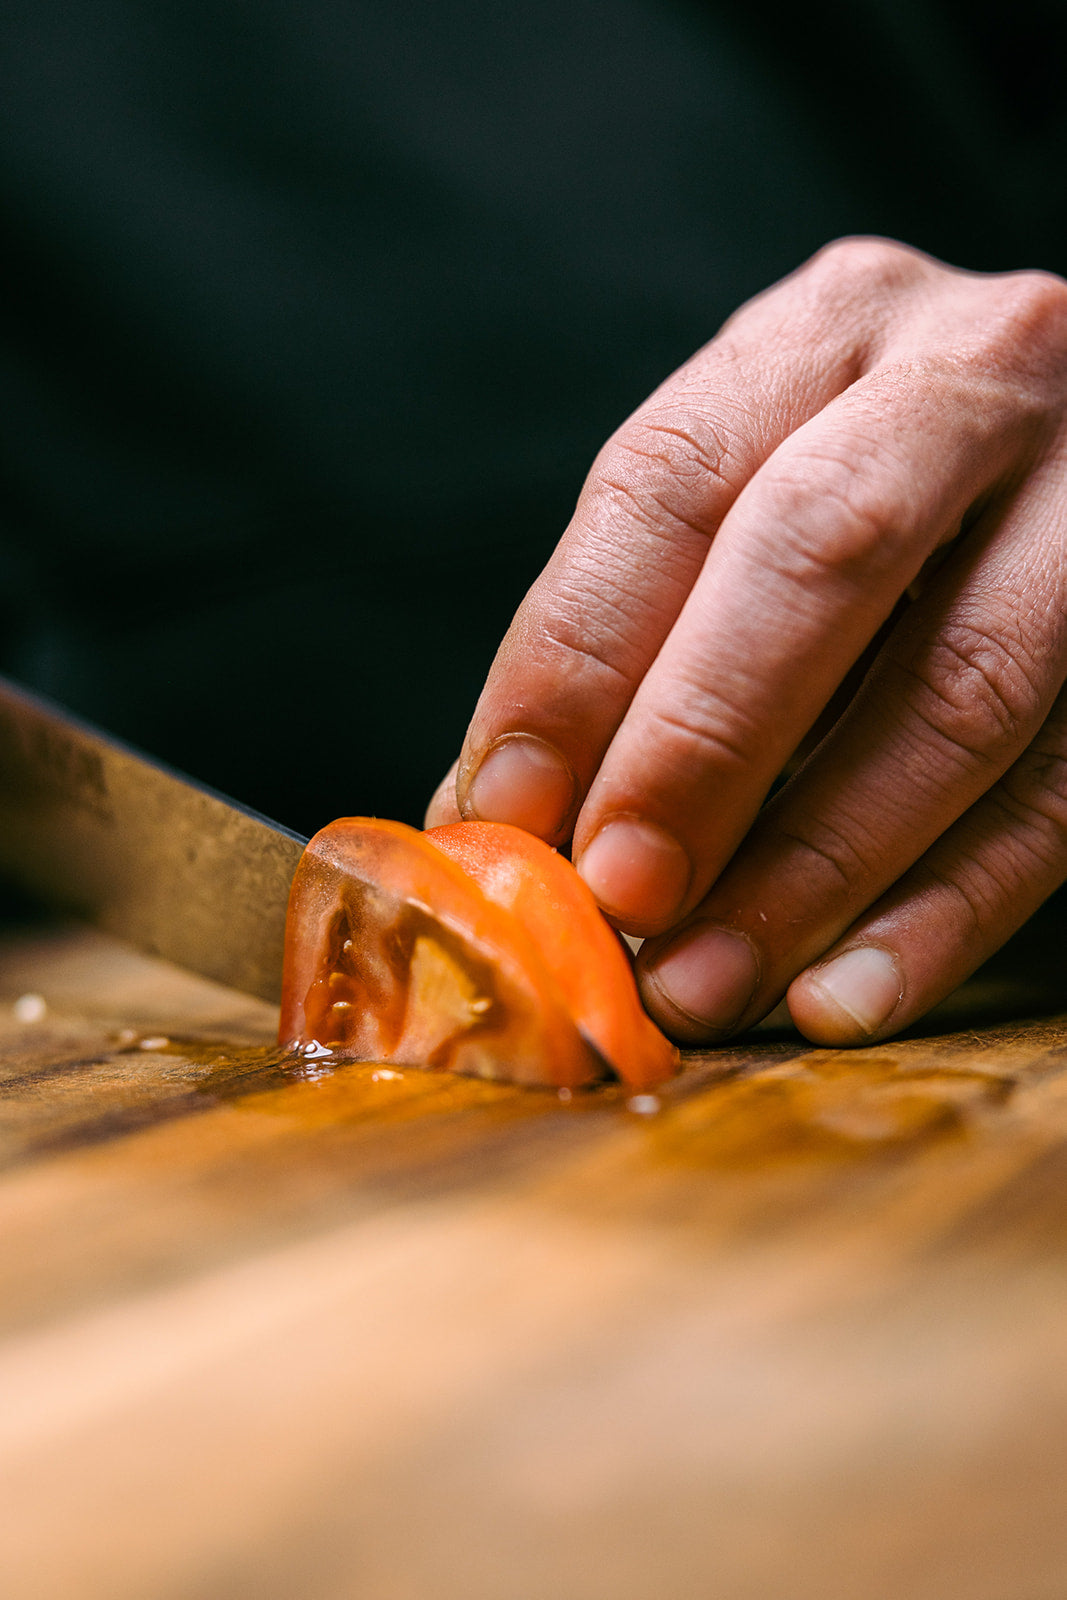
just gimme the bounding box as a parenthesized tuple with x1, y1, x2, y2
(279, 818, 678, 1090)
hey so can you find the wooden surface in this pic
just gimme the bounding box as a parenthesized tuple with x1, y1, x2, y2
(2, 918, 1067, 1599)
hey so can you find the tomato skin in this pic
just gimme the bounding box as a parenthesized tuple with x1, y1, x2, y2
(280, 818, 678, 1090)
(426, 822, 679, 1090)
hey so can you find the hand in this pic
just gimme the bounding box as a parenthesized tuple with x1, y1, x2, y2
(426, 238, 1067, 1046)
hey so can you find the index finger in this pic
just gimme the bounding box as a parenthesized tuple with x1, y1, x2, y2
(452, 244, 886, 845)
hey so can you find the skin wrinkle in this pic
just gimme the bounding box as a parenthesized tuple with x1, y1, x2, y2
(555, 555, 664, 623)
(757, 398, 1001, 548)
(989, 763, 1067, 851)
(984, 796, 1067, 879)
(951, 587, 1053, 661)
(571, 479, 716, 575)
(766, 834, 861, 909)
(589, 468, 722, 546)
(635, 700, 759, 782)
(681, 371, 809, 442)
(706, 545, 892, 639)
(564, 511, 702, 583)
(887, 633, 1049, 770)
(731, 500, 916, 603)
(772, 811, 887, 900)
(656, 386, 768, 441)
(623, 411, 755, 488)
(921, 849, 1030, 934)
(634, 481, 722, 542)
(1004, 742, 1067, 810)
(621, 416, 735, 474)
(765, 748, 967, 894)
(545, 558, 690, 658)
(535, 613, 638, 692)
(929, 624, 1049, 723)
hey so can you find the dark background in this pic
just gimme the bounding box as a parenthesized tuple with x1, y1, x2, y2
(1, 0, 1064, 835)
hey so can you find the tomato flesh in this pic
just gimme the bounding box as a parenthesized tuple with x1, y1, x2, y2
(280, 818, 678, 1090)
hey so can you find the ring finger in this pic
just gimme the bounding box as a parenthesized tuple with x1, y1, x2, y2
(788, 685, 1067, 1042)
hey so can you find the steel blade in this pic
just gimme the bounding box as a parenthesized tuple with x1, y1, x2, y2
(0, 677, 307, 1003)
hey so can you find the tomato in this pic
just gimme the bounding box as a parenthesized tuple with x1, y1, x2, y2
(279, 818, 678, 1090)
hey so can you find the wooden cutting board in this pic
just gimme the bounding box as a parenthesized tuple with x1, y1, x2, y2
(1, 913, 1066, 1600)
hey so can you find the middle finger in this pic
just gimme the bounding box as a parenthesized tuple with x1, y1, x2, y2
(573, 358, 1029, 932)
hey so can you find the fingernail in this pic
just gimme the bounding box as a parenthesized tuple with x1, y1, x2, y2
(805, 945, 902, 1038)
(465, 734, 576, 839)
(644, 924, 759, 1032)
(577, 816, 691, 926)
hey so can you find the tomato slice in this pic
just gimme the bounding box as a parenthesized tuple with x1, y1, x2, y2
(426, 821, 678, 1090)
(280, 818, 604, 1087)
(279, 818, 678, 1090)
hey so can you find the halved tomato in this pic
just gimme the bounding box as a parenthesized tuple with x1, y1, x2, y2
(279, 818, 678, 1090)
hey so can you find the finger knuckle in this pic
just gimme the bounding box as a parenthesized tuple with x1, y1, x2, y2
(995, 737, 1067, 847)
(590, 406, 749, 541)
(920, 861, 995, 939)
(896, 621, 1045, 770)
(995, 269, 1067, 339)
(805, 235, 926, 299)
(969, 270, 1067, 379)
(930, 813, 1060, 921)
(644, 691, 760, 781)
(776, 812, 880, 902)
(536, 569, 648, 690)
(760, 441, 911, 585)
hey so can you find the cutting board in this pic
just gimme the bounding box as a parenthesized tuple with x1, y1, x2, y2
(1, 914, 1066, 1599)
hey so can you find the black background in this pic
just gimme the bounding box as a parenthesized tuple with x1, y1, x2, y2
(1, 1, 1063, 833)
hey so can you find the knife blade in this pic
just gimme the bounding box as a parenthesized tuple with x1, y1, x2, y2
(0, 677, 307, 1003)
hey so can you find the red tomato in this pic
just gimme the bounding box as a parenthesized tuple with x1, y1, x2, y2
(279, 818, 678, 1090)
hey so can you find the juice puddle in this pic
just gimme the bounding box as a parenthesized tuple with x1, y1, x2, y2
(8, 1023, 1019, 1175)
(15, 1030, 620, 1165)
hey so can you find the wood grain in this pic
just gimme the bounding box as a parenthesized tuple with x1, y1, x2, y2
(1, 918, 1066, 1599)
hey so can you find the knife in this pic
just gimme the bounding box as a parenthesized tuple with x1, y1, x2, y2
(0, 677, 307, 1003)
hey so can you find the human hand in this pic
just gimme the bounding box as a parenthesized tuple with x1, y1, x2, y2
(426, 239, 1067, 1046)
